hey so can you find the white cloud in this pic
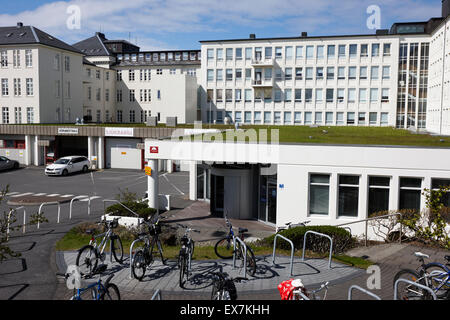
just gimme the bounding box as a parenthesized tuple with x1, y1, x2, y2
(0, 0, 442, 49)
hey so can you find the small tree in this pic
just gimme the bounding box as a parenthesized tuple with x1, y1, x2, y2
(0, 185, 47, 262)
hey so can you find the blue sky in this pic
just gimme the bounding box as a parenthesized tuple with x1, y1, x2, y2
(0, 0, 443, 51)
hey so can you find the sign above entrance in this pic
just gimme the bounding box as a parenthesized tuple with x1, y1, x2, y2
(58, 128, 79, 135)
(105, 127, 134, 137)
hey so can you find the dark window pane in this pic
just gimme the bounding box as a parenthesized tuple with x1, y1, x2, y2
(338, 186, 359, 217)
(310, 174, 330, 184)
(431, 179, 450, 189)
(369, 188, 389, 215)
(339, 175, 359, 185)
(309, 185, 329, 215)
(399, 189, 421, 211)
(400, 178, 422, 188)
(369, 176, 390, 187)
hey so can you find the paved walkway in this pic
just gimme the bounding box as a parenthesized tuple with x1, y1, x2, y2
(54, 251, 363, 299)
(53, 242, 450, 300)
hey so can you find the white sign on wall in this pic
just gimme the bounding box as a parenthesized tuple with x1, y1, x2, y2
(105, 127, 134, 137)
(58, 128, 79, 135)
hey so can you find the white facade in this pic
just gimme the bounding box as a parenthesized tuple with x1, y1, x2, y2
(0, 44, 83, 124)
(427, 16, 450, 135)
(144, 139, 450, 237)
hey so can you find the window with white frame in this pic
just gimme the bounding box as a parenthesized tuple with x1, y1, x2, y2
(304, 111, 312, 124)
(399, 178, 422, 212)
(325, 112, 333, 124)
(327, 45, 335, 58)
(64, 56, 70, 72)
(309, 174, 330, 215)
(317, 45, 324, 59)
(369, 112, 377, 125)
(1, 79, 8, 96)
(295, 46, 303, 59)
(13, 78, 21, 96)
(2, 107, 9, 124)
(284, 112, 292, 124)
(13, 50, 20, 67)
(116, 110, 123, 123)
(294, 111, 302, 124)
(368, 176, 390, 215)
(285, 46, 293, 60)
(431, 179, 450, 207)
(14, 107, 21, 124)
(1, 51, 7, 67)
(254, 111, 261, 124)
(338, 175, 360, 217)
(360, 66, 368, 79)
(25, 50, 32, 67)
(26, 78, 33, 96)
(26, 107, 33, 123)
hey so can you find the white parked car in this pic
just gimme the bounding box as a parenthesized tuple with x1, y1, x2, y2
(45, 156, 90, 176)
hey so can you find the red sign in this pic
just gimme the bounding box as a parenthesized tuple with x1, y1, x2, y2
(150, 146, 159, 154)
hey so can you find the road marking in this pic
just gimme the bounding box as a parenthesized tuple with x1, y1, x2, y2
(46, 194, 60, 197)
(10, 192, 34, 197)
(6, 192, 19, 196)
(79, 196, 101, 202)
(162, 175, 185, 195)
(61, 194, 75, 198)
(33, 193, 47, 196)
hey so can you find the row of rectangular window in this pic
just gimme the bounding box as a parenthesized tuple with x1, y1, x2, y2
(1, 107, 34, 124)
(0, 49, 33, 68)
(114, 110, 160, 123)
(206, 43, 391, 61)
(116, 89, 161, 102)
(86, 69, 110, 81)
(1, 78, 34, 96)
(309, 175, 449, 217)
(207, 88, 390, 103)
(117, 51, 200, 62)
(206, 110, 389, 126)
(118, 68, 197, 81)
(207, 66, 390, 82)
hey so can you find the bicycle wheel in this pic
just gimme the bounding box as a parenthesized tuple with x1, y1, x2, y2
(111, 235, 124, 264)
(189, 240, 195, 258)
(424, 263, 450, 299)
(179, 252, 187, 288)
(76, 245, 98, 277)
(131, 250, 146, 281)
(393, 269, 424, 300)
(101, 283, 121, 300)
(214, 237, 234, 259)
(245, 247, 257, 276)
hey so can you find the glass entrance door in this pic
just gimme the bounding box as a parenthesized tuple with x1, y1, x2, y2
(259, 174, 277, 224)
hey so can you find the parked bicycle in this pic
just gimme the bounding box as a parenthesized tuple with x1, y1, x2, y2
(131, 215, 166, 281)
(276, 220, 311, 233)
(210, 270, 247, 300)
(76, 217, 123, 277)
(57, 264, 120, 300)
(278, 278, 328, 300)
(178, 224, 200, 288)
(214, 214, 257, 276)
(393, 252, 450, 300)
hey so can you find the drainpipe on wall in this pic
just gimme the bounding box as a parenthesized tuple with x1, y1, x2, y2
(439, 23, 447, 135)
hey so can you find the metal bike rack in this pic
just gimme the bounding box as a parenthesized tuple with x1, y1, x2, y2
(103, 199, 139, 217)
(6, 206, 29, 239)
(129, 237, 145, 279)
(301, 231, 333, 269)
(38, 201, 61, 228)
(151, 289, 162, 300)
(394, 278, 437, 300)
(272, 234, 295, 276)
(87, 196, 102, 216)
(348, 285, 381, 300)
(232, 236, 248, 278)
(69, 196, 89, 220)
(292, 290, 310, 300)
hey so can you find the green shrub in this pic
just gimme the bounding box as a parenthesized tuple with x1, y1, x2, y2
(264, 225, 354, 254)
(105, 201, 157, 221)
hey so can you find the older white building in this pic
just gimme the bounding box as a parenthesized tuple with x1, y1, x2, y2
(0, 23, 84, 125)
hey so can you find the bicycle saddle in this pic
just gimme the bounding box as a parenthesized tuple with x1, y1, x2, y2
(445, 255, 450, 262)
(138, 232, 147, 238)
(414, 252, 430, 259)
(238, 228, 248, 233)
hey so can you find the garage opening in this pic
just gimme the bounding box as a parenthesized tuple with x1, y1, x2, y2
(55, 136, 88, 158)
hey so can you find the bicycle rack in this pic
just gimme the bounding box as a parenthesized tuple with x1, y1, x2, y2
(103, 199, 139, 217)
(232, 236, 247, 278)
(87, 196, 103, 216)
(394, 278, 437, 300)
(151, 289, 162, 300)
(69, 196, 89, 220)
(38, 201, 61, 228)
(129, 237, 145, 279)
(6, 206, 28, 240)
(348, 285, 381, 300)
(272, 234, 295, 276)
(301, 231, 333, 269)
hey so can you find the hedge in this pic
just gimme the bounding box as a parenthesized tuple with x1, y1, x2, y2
(264, 225, 354, 254)
(105, 201, 157, 221)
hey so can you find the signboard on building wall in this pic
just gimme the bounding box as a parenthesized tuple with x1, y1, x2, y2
(58, 128, 79, 135)
(105, 127, 134, 137)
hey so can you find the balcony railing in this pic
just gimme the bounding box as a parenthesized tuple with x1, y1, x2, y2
(251, 58, 275, 67)
(252, 78, 274, 87)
